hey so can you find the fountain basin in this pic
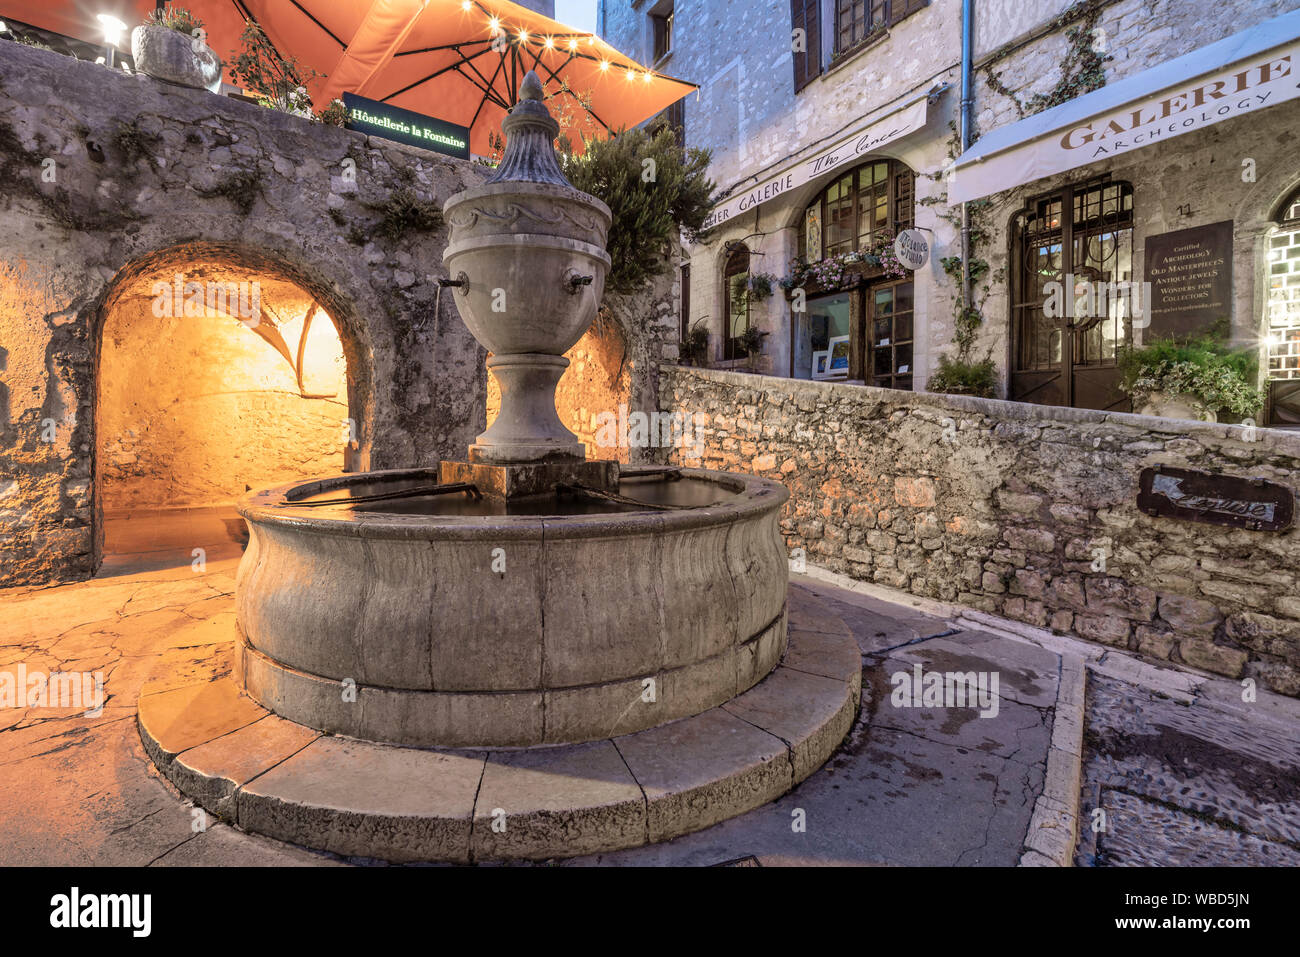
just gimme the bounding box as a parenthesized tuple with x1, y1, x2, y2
(234, 466, 789, 748)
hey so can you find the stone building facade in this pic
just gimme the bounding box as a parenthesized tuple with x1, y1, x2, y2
(602, 0, 1300, 418)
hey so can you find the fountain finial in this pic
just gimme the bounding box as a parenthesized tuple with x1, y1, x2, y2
(519, 70, 544, 101)
(484, 69, 571, 186)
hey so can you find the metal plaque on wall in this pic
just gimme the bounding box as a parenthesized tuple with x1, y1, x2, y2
(1143, 221, 1233, 338)
(1137, 466, 1294, 532)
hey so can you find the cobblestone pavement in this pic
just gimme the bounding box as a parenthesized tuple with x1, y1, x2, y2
(2, 552, 1297, 867)
(1076, 665, 1300, 866)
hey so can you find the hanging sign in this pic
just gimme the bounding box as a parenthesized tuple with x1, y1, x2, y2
(342, 92, 470, 159)
(893, 229, 931, 270)
(701, 98, 929, 230)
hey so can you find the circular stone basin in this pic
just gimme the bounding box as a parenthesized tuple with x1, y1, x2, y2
(234, 466, 790, 748)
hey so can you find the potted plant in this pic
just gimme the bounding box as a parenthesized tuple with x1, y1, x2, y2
(730, 271, 776, 309)
(927, 353, 999, 398)
(1118, 333, 1264, 422)
(682, 318, 710, 367)
(738, 325, 768, 371)
(131, 5, 222, 92)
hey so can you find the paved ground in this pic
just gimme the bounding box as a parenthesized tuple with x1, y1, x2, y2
(2, 524, 1298, 866)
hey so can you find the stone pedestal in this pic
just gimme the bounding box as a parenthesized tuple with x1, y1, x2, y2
(470, 354, 584, 464)
(439, 458, 618, 501)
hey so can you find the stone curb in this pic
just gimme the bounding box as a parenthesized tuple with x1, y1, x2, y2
(1018, 653, 1086, 866)
(138, 622, 861, 863)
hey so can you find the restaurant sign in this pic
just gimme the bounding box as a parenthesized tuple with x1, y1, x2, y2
(343, 92, 470, 160)
(701, 99, 928, 231)
(1137, 465, 1293, 532)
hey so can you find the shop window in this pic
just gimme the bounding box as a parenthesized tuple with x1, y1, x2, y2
(724, 245, 751, 361)
(1010, 180, 1134, 411)
(798, 292, 853, 380)
(800, 158, 914, 262)
(1266, 190, 1300, 423)
(790, 0, 822, 91)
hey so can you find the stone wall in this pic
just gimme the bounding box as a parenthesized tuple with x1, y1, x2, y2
(661, 364, 1300, 697)
(0, 41, 489, 585)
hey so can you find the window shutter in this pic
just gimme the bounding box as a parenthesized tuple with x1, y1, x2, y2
(890, 0, 929, 25)
(791, 0, 822, 92)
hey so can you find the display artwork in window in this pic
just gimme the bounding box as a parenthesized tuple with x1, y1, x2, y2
(806, 204, 822, 261)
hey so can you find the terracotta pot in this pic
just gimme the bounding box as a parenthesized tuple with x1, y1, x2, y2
(131, 25, 222, 93)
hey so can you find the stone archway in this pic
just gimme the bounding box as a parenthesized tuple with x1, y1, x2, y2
(92, 243, 372, 571)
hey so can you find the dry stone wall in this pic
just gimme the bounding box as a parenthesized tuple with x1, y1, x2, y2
(661, 364, 1300, 697)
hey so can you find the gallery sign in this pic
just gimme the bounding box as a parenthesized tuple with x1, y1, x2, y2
(1144, 221, 1234, 337)
(343, 92, 470, 159)
(893, 229, 931, 270)
(1137, 466, 1293, 532)
(701, 99, 928, 231)
(948, 18, 1300, 203)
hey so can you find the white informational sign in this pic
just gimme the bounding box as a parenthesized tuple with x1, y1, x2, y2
(702, 99, 929, 230)
(948, 24, 1300, 203)
(893, 228, 931, 270)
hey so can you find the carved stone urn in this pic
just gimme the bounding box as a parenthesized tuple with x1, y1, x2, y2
(443, 71, 611, 464)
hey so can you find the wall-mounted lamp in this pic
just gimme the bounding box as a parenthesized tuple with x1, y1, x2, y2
(96, 13, 127, 69)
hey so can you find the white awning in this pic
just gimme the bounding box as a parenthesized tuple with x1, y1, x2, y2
(948, 9, 1300, 204)
(701, 96, 931, 231)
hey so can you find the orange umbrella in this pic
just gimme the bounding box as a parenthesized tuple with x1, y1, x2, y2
(3, 0, 696, 156)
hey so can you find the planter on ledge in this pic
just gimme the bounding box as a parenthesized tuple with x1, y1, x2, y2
(1138, 392, 1217, 422)
(131, 25, 222, 93)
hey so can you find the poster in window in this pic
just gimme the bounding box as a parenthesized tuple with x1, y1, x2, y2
(828, 335, 850, 376)
(805, 205, 822, 261)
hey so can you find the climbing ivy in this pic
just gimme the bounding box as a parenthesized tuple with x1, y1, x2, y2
(983, 0, 1113, 120)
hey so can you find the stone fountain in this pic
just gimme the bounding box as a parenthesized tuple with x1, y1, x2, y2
(137, 74, 861, 861)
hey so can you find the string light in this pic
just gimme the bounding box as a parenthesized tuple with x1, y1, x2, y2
(518, 29, 529, 42)
(643, 72, 652, 83)
(599, 60, 609, 71)
(544, 36, 554, 49)
(488, 16, 500, 31)
(567, 37, 578, 51)
(460, 0, 471, 9)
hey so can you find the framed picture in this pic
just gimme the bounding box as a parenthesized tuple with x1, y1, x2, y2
(828, 335, 850, 377)
(811, 349, 831, 380)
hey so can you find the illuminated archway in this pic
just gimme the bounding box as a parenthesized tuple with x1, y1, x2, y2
(93, 244, 370, 570)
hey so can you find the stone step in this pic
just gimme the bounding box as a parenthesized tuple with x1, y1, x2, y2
(137, 622, 861, 862)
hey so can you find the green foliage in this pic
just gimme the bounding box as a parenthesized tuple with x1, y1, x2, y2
(366, 188, 443, 243)
(561, 126, 717, 295)
(738, 325, 767, 358)
(1118, 332, 1263, 418)
(229, 22, 320, 114)
(730, 271, 776, 308)
(144, 5, 205, 35)
(926, 353, 999, 398)
(317, 98, 348, 127)
(113, 120, 155, 164)
(682, 318, 710, 366)
(206, 168, 262, 215)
